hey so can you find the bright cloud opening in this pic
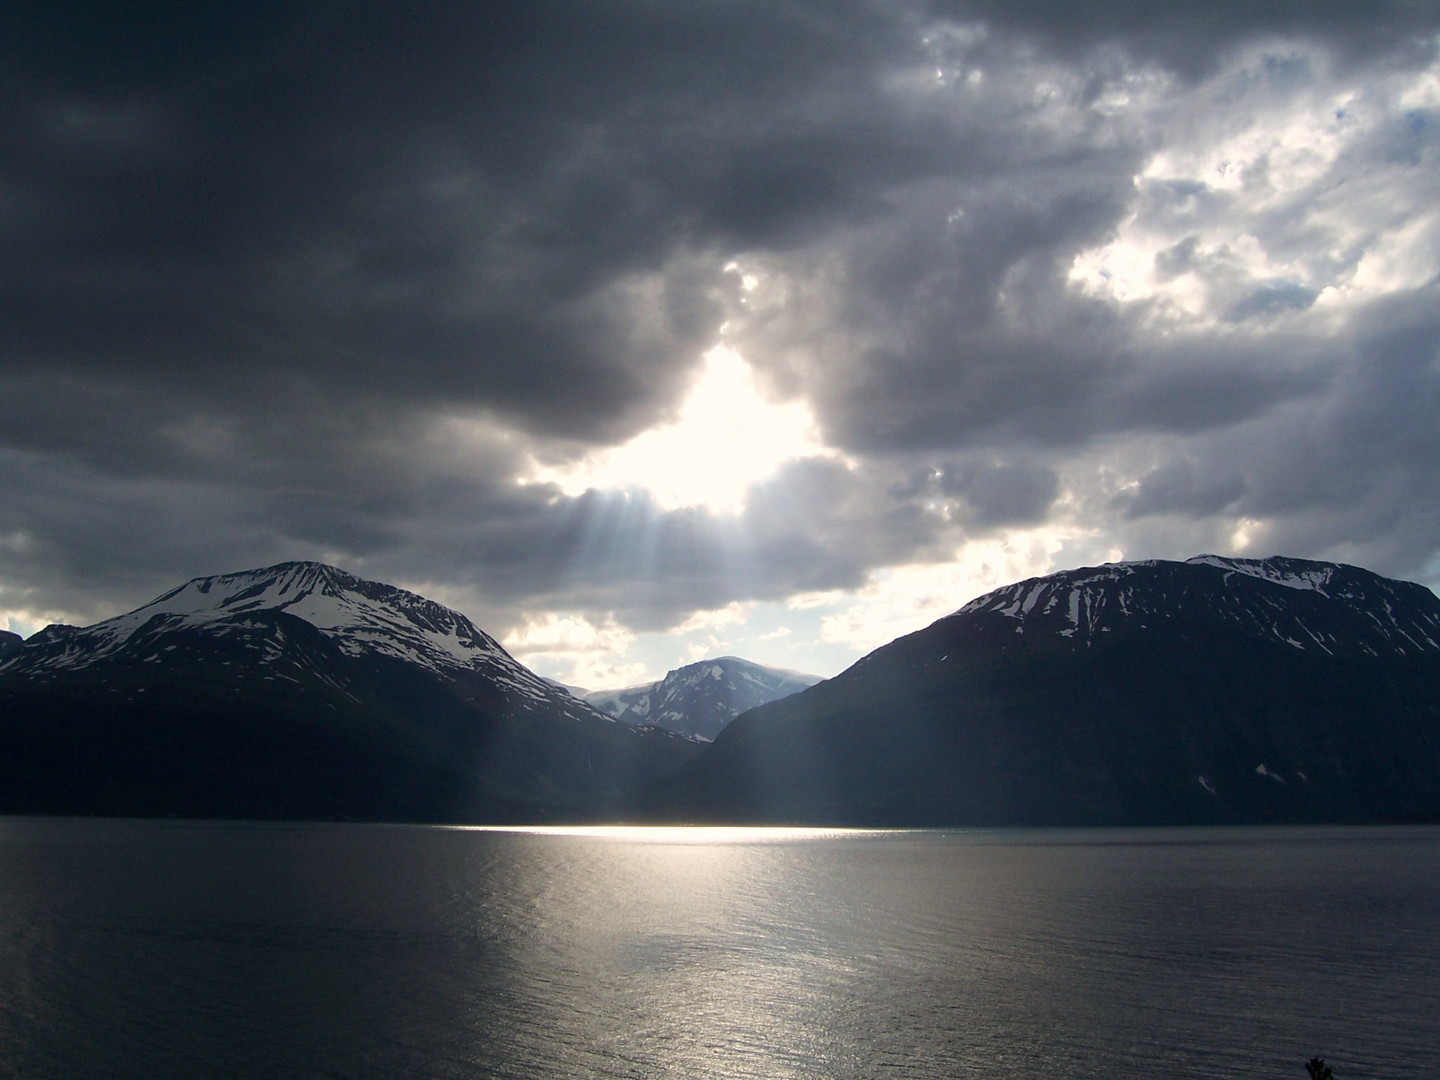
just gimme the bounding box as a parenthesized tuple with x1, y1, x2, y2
(2, 610, 53, 639)
(502, 611, 636, 656)
(1068, 49, 1440, 324)
(795, 530, 1078, 656)
(527, 345, 835, 515)
(501, 612, 650, 690)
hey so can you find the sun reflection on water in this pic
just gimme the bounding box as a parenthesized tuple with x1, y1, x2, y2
(458, 824, 890, 843)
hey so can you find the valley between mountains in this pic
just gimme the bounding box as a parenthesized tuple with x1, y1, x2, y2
(3, 556, 1438, 826)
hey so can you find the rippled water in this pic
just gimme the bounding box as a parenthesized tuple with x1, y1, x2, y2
(0, 820, 1436, 1080)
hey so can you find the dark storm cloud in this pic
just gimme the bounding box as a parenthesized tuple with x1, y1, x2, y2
(1103, 283, 1440, 574)
(1105, 344, 1330, 435)
(1240, 288, 1440, 547)
(1122, 459, 1247, 520)
(2, 0, 1012, 484)
(935, 460, 1061, 527)
(3, 0, 1439, 638)
(727, 171, 1144, 453)
(933, 0, 1439, 76)
(1, 2, 900, 439)
(1223, 282, 1320, 322)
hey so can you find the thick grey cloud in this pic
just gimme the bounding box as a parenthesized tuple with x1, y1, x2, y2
(3, 3, 882, 435)
(2, 0, 1438, 653)
(934, 0, 1439, 76)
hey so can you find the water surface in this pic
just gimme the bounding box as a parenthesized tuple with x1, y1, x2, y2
(1, 820, 1436, 1079)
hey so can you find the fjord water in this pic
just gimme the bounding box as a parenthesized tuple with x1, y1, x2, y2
(1, 821, 1436, 1080)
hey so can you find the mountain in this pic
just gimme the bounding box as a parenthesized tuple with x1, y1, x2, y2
(0, 630, 21, 659)
(582, 656, 823, 740)
(637, 556, 1440, 826)
(0, 562, 701, 822)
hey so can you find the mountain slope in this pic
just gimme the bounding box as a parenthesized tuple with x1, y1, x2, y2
(638, 556, 1440, 826)
(583, 656, 822, 740)
(0, 562, 700, 821)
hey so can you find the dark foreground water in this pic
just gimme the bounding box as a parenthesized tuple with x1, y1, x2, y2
(0, 820, 1436, 1080)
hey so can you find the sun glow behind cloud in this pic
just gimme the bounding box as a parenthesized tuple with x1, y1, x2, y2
(527, 346, 837, 515)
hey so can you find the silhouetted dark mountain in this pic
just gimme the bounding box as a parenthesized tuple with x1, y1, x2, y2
(0, 630, 20, 659)
(581, 656, 822, 740)
(0, 562, 700, 822)
(638, 556, 1440, 826)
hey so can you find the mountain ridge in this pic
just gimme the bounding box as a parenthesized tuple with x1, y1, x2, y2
(6, 554, 1439, 826)
(636, 555, 1440, 826)
(0, 561, 700, 821)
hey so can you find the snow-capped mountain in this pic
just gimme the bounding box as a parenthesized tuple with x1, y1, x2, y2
(582, 656, 822, 740)
(956, 554, 1440, 657)
(5, 561, 572, 715)
(640, 556, 1440, 827)
(0, 562, 700, 821)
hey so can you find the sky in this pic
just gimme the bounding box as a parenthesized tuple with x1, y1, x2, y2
(2, 1, 1439, 689)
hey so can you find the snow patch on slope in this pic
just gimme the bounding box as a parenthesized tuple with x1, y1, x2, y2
(1185, 555, 1337, 594)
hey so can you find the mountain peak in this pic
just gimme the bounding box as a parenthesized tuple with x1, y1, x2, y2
(1, 561, 551, 695)
(584, 655, 823, 740)
(953, 555, 1440, 657)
